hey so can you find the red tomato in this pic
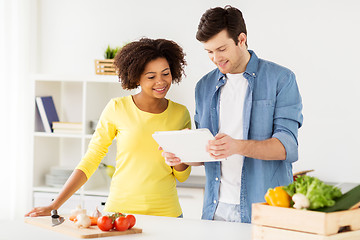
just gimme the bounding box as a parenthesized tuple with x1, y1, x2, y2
(125, 214, 136, 229)
(114, 216, 130, 231)
(97, 216, 113, 231)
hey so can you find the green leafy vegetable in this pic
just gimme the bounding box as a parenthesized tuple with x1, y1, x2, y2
(283, 175, 342, 210)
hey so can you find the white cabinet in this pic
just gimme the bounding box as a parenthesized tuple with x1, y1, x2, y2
(32, 192, 108, 215)
(31, 74, 136, 210)
(33, 192, 82, 214)
(82, 195, 108, 213)
(177, 187, 204, 220)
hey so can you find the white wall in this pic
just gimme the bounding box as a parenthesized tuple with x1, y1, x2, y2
(1, 0, 35, 220)
(35, 0, 360, 183)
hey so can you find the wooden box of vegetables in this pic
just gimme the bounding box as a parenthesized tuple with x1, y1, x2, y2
(252, 176, 360, 240)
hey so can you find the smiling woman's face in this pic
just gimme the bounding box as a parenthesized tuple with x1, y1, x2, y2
(138, 57, 172, 99)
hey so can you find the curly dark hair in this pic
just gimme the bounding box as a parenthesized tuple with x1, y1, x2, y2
(113, 38, 187, 90)
(196, 5, 247, 45)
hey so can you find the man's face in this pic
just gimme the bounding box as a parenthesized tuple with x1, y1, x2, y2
(203, 29, 246, 74)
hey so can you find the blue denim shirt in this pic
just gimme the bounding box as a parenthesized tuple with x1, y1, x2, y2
(194, 50, 303, 223)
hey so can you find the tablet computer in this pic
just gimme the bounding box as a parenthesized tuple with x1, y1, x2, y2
(152, 128, 226, 162)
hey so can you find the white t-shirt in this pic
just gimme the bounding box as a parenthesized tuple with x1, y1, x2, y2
(218, 73, 248, 204)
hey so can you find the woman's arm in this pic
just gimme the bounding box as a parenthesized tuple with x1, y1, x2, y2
(25, 169, 87, 217)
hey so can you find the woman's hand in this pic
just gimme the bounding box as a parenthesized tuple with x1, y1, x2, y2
(25, 169, 88, 218)
(25, 205, 53, 217)
(159, 146, 203, 166)
(159, 147, 182, 166)
(160, 147, 189, 171)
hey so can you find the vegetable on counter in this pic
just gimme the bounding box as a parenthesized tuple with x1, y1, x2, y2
(114, 216, 130, 231)
(283, 175, 342, 210)
(68, 205, 137, 231)
(92, 206, 102, 219)
(70, 215, 98, 226)
(315, 184, 360, 212)
(75, 214, 91, 228)
(70, 205, 87, 218)
(97, 212, 137, 232)
(97, 215, 113, 231)
(264, 186, 291, 208)
(69, 205, 99, 228)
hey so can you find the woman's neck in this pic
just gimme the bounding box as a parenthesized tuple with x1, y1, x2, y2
(132, 94, 168, 114)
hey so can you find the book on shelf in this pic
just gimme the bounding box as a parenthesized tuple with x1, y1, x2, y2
(52, 121, 83, 134)
(52, 122, 82, 129)
(53, 128, 83, 134)
(35, 96, 59, 133)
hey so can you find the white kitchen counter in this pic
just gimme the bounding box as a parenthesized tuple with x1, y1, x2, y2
(0, 215, 252, 240)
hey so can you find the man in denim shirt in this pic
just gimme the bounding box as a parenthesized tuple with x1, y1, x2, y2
(164, 6, 303, 223)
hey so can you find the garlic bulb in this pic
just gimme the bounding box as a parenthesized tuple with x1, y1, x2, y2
(70, 205, 87, 218)
(75, 214, 91, 228)
(92, 206, 102, 218)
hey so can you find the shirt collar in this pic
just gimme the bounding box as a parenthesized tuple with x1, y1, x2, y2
(217, 71, 226, 81)
(244, 50, 259, 79)
(216, 49, 259, 81)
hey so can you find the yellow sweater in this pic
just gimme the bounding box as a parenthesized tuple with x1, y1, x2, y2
(76, 95, 191, 217)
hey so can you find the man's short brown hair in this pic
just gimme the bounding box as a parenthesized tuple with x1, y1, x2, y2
(196, 5, 247, 45)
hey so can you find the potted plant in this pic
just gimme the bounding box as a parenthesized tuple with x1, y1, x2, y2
(104, 45, 121, 59)
(95, 44, 125, 75)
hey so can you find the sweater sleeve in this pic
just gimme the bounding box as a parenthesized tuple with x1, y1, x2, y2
(173, 165, 191, 182)
(76, 99, 117, 179)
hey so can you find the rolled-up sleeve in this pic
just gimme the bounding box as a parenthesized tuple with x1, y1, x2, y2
(273, 71, 303, 163)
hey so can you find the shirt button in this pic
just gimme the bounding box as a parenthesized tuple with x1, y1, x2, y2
(213, 200, 217, 204)
(215, 177, 219, 181)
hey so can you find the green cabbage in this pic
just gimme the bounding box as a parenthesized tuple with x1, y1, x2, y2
(283, 175, 342, 210)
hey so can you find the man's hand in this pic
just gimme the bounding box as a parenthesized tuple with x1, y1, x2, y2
(207, 133, 286, 160)
(207, 133, 239, 159)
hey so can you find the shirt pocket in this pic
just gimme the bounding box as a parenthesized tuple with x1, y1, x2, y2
(249, 99, 275, 139)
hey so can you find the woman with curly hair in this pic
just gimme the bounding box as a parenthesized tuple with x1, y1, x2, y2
(26, 38, 191, 218)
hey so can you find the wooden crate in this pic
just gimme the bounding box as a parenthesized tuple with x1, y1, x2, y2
(252, 225, 360, 240)
(94, 59, 117, 75)
(252, 203, 360, 240)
